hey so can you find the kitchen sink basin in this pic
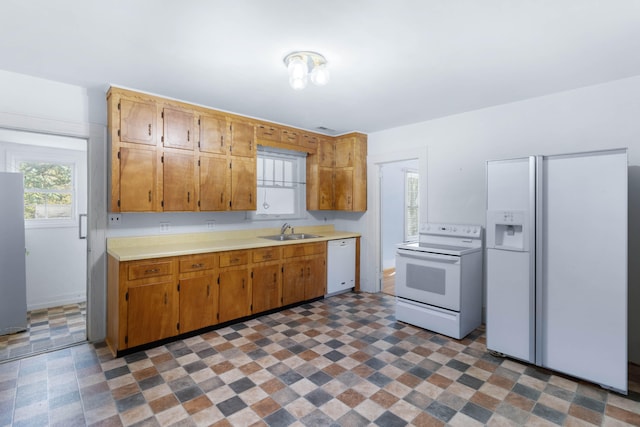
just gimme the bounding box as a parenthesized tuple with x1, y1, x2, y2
(260, 233, 321, 241)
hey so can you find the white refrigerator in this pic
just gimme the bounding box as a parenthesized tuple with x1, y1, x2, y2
(485, 149, 627, 394)
(0, 172, 28, 336)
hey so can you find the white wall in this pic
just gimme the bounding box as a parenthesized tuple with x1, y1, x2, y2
(366, 75, 640, 363)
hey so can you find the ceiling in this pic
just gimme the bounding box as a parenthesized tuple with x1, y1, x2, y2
(1, 1, 639, 135)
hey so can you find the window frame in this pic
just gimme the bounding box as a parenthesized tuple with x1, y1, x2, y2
(404, 169, 419, 241)
(249, 146, 307, 221)
(8, 151, 80, 229)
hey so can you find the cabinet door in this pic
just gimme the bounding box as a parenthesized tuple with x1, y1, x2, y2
(200, 115, 228, 155)
(318, 139, 334, 167)
(120, 147, 158, 212)
(230, 121, 255, 158)
(163, 107, 194, 150)
(334, 168, 353, 211)
(164, 152, 196, 211)
(252, 264, 281, 314)
(319, 167, 334, 210)
(305, 256, 326, 300)
(334, 137, 354, 168)
(119, 98, 156, 146)
(282, 260, 306, 306)
(230, 156, 256, 210)
(180, 275, 217, 333)
(219, 269, 251, 322)
(127, 280, 178, 348)
(199, 156, 229, 211)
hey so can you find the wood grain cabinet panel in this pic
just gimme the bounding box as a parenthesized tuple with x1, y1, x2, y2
(230, 156, 256, 210)
(252, 263, 281, 313)
(199, 155, 229, 211)
(230, 120, 255, 158)
(119, 147, 159, 212)
(127, 280, 178, 348)
(199, 114, 228, 155)
(119, 98, 156, 146)
(163, 107, 195, 150)
(179, 275, 217, 333)
(282, 260, 307, 306)
(163, 151, 196, 211)
(218, 268, 251, 323)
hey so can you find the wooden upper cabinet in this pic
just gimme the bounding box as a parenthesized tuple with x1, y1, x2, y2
(334, 137, 356, 168)
(199, 114, 228, 155)
(230, 156, 256, 210)
(199, 155, 229, 211)
(256, 124, 281, 142)
(119, 147, 159, 212)
(119, 98, 156, 146)
(318, 138, 335, 167)
(163, 107, 195, 150)
(163, 152, 196, 211)
(280, 128, 300, 145)
(230, 120, 255, 158)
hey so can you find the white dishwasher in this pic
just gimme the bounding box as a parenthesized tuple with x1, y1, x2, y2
(326, 238, 356, 296)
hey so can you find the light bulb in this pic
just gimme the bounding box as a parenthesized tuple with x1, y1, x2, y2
(289, 75, 308, 90)
(310, 64, 330, 86)
(287, 56, 308, 80)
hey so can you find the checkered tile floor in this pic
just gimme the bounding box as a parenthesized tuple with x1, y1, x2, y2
(0, 302, 86, 361)
(1, 293, 638, 426)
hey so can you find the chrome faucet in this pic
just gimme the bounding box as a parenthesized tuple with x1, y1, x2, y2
(280, 223, 292, 235)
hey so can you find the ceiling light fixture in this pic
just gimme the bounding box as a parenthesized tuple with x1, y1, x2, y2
(283, 51, 330, 90)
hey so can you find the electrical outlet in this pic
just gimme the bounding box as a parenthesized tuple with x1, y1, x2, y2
(109, 214, 122, 226)
(160, 222, 170, 232)
(206, 220, 215, 230)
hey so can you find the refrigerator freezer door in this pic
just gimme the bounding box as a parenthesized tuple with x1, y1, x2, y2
(486, 157, 536, 363)
(538, 149, 627, 393)
(486, 248, 535, 362)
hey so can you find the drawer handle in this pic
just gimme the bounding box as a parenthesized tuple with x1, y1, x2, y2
(145, 268, 160, 274)
(191, 263, 204, 269)
(187, 130, 190, 142)
(263, 254, 272, 260)
(148, 124, 152, 136)
(231, 258, 239, 263)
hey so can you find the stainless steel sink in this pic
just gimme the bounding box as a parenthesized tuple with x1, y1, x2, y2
(260, 233, 321, 241)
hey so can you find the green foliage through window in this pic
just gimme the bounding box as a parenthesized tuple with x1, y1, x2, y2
(18, 161, 73, 220)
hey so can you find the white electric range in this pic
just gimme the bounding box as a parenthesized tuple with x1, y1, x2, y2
(395, 223, 483, 339)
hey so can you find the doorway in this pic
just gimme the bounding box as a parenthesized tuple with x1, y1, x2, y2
(0, 129, 88, 361)
(380, 159, 420, 296)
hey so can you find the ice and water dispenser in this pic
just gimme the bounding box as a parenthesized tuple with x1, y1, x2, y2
(486, 211, 528, 251)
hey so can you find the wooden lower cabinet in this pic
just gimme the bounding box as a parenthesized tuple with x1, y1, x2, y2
(127, 280, 178, 348)
(218, 267, 251, 322)
(178, 253, 218, 334)
(252, 263, 281, 313)
(107, 241, 333, 356)
(282, 242, 327, 305)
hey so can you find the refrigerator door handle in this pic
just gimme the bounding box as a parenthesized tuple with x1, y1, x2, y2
(533, 155, 543, 365)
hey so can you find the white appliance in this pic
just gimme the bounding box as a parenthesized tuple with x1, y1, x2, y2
(486, 148, 627, 394)
(327, 238, 356, 295)
(395, 223, 483, 339)
(0, 172, 27, 336)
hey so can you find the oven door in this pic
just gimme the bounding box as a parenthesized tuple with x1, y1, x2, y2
(395, 248, 461, 311)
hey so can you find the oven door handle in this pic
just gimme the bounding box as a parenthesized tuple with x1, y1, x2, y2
(397, 249, 460, 264)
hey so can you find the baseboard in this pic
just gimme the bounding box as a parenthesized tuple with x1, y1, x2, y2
(27, 294, 86, 311)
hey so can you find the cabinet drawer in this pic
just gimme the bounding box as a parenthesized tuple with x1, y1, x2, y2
(256, 125, 281, 141)
(219, 250, 249, 267)
(128, 260, 173, 280)
(252, 247, 281, 263)
(283, 242, 326, 258)
(300, 133, 318, 149)
(179, 254, 216, 273)
(280, 129, 300, 145)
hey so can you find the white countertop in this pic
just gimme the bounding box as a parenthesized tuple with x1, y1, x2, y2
(107, 225, 360, 261)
